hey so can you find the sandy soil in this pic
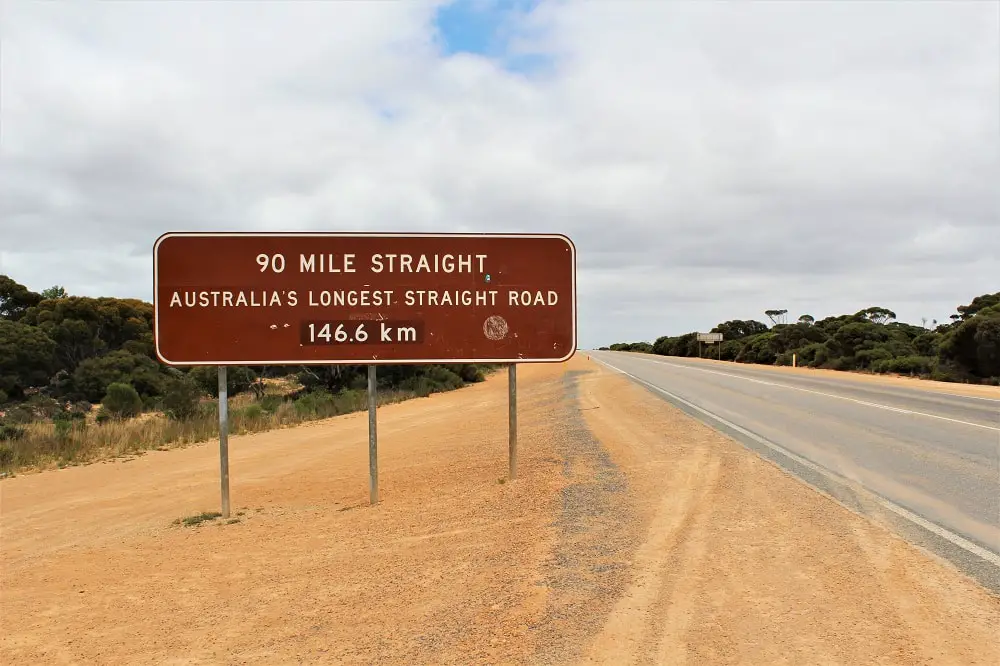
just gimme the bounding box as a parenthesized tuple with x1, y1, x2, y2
(576, 363, 1000, 665)
(2, 355, 998, 665)
(619, 352, 1000, 400)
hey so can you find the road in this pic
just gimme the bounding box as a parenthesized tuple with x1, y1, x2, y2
(591, 351, 1000, 569)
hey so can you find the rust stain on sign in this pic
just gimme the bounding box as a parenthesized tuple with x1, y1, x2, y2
(153, 232, 576, 365)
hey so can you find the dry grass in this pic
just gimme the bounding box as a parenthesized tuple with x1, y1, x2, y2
(1, 388, 425, 474)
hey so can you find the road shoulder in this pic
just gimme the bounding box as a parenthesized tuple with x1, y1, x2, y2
(577, 358, 1000, 665)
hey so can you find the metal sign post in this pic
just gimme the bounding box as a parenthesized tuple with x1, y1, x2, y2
(218, 366, 231, 518)
(368, 365, 378, 505)
(508, 364, 517, 481)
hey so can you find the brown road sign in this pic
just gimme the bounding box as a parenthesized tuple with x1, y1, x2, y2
(153, 232, 577, 365)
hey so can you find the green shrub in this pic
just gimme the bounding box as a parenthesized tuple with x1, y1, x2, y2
(2, 405, 36, 424)
(423, 366, 464, 391)
(872, 355, 934, 376)
(0, 424, 26, 441)
(824, 356, 855, 371)
(0, 444, 14, 467)
(26, 395, 63, 420)
(457, 364, 485, 383)
(161, 376, 203, 420)
(54, 417, 73, 441)
(95, 408, 112, 424)
(241, 404, 264, 420)
(68, 401, 91, 420)
(258, 395, 284, 414)
(101, 382, 143, 419)
(293, 391, 334, 417)
(855, 347, 894, 369)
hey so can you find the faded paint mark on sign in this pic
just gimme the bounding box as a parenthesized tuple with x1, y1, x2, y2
(484, 315, 509, 341)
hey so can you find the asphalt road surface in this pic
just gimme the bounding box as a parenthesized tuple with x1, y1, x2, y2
(591, 351, 1000, 577)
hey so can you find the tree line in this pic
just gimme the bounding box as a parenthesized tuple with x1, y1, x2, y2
(0, 274, 494, 423)
(602, 292, 1000, 384)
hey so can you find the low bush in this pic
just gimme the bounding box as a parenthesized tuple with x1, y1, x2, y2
(3, 364, 486, 472)
(0, 443, 14, 468)
(0, 423, 26, 441)
(871, 355, 934, 376)
(102, 382, 143, 419)
(161, 376, 203, 420)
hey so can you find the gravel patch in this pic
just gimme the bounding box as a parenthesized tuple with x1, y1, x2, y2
(530, 370, 642, 664)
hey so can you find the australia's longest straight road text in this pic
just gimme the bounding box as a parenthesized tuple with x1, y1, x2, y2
(591, 351, 1000, 567)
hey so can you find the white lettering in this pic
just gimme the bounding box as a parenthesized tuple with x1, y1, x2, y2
(370, 254, 486, 273)
(300, 253, 356, 273)
(508, 290, 558, 306)
(170, 292, 182, 307)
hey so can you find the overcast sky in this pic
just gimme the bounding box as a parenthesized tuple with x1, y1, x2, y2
(2, 0, 997, 348)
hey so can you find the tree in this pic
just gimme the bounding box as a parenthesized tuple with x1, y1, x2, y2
(71, 350, 166, 402)
(0, 320, 57, 400)
(40, 286, 68, 300)
(22, 296, 155, 372)
(0, 276, 42, 321)
(832, 321, 890, 359)
(798, 314, 815, 325)
(939, 307, 1000, 379)
(955, 292, 1000, 322)
(712, 320, 769, 339)
(860, 307, 896, 325)
(764, 309, 788, 326)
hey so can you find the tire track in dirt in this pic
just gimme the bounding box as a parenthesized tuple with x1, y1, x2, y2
(581, 446, 713, 665)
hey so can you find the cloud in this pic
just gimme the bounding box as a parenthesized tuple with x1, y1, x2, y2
(2, 0, 997, 348)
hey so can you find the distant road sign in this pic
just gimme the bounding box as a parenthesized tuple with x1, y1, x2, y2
(697, 332, 723, 343)
(153, 232, 577, 365)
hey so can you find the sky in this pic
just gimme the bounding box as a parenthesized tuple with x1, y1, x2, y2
(1, 0, 997, 349)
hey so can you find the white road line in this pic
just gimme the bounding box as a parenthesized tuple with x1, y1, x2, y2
(593, 357, 1000, 568)
(641, 359, 1000, 432)
(935, 393, 1000, 403)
